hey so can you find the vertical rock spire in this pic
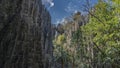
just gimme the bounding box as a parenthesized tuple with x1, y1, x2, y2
(0, 0, 53, 68)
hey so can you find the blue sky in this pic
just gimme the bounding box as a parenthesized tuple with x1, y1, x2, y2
(42, 0, 98, 24)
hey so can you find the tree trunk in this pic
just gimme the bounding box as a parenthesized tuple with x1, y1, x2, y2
(61, 59, 64, 68)
(72, 56, 75, 68)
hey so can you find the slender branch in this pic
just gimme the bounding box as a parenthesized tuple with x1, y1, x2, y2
(87, 10, 105, 26)
(83, 0, 105, 26)
(93, 42, 105, 55)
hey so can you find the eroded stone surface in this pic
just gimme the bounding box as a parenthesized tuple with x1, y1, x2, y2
(0, 0, 53, 68)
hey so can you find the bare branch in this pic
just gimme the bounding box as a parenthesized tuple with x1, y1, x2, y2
(83, 0, 105, 26)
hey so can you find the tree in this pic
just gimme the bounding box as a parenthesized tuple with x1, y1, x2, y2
(82, 0, 120, 67)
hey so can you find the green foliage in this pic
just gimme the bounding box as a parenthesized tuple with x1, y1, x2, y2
(81, 0, 120, 67)
(53, 0, 120, 67)
(55, 34, 66, 45)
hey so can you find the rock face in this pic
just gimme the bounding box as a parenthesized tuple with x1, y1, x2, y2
(0, 0, 53, 68)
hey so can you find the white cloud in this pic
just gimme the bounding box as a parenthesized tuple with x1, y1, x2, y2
(56, 17, 69, 25)
(65, 2, 78, 13)
(42, 0, 54, 8)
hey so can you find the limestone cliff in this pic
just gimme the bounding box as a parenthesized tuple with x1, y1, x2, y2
(0, 0, 53, 68)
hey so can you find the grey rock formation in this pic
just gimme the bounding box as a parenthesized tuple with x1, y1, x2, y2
(0, 0, 53, 68)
